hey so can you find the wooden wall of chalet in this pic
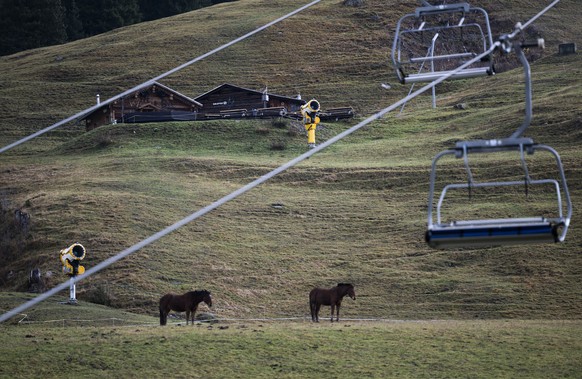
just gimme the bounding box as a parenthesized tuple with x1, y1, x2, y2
(112, 86, 199, 122)
(85, 108, 111, 131)
(197, 86, 303, 115)
(84, 84, 201, 130)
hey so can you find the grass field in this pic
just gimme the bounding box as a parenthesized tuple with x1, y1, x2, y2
(1, 294, 580, 378)
(0, 0, 581, 377)
(1, 315, 581, 378)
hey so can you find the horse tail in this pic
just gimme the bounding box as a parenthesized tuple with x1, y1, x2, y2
(159, 295, 169, 326)
(309, 289, 317, 314)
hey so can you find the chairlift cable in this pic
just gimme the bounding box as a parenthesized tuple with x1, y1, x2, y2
(0, 0, 563, 323)
(506, 0, 560, 40)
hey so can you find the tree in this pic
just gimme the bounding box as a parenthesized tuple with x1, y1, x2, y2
(139, 0, 212, 22)
(0, 0, 67, 56)
(62, 0, 84, 40)
(78, 0, 141, 37)
(0, 0, 239, 56)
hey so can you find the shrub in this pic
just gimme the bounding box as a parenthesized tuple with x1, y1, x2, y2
(271, 118, 288, 129)
(255, 127, 270, 135)
(85, 284, 114, 306)
(97, 133, 114, 148)
(270, 140, 286, 151)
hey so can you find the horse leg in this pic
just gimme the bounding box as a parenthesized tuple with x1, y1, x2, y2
(315, 304, 321, 322)
(185, 310, 191, 325)
(160, 305, 170, 325)
(330, 304, 336, 322)
(159, 305, 167, 326)
(190, 305, 198, 325)
(336, 304, 340, 322)
(310, 301, 316, 322)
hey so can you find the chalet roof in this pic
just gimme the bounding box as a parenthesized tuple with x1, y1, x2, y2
(194, 83, 304, 104)
(77, 81, 202, 122)
(149, 82, 202, 107)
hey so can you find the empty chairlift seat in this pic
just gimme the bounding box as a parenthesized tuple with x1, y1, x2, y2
(425, 138, 572, 249)
(391, 2, 495, 84)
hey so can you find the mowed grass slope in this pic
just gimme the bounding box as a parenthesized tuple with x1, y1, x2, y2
(0, 0, 581, 327)
(1, 318, 581, 379)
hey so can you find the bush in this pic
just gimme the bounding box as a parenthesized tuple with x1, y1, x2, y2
(343, 0, 364, 6)
(0, 201, 32, 286)
(97, 133, 114, 148)
(271, 118, 288, 129)
(85, 284, 114, 306)
(255, 127, 270, 135)
(270, 140, 286, 151)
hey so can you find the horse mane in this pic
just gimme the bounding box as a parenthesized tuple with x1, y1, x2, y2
(337, 283, 353, 287)
(193, 289, 211, 296)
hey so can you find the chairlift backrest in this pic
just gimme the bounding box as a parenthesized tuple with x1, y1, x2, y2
(391, 2, 494, 84)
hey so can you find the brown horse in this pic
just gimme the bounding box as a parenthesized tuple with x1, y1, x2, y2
(309, 283, 356, 322)
(159, 290, 212, 325)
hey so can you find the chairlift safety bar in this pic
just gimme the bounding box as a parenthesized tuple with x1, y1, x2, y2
(410, 52, 476, 63)
(402, 67, 493, 83)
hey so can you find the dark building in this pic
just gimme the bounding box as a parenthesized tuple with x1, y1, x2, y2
(194, 83, 305, 118)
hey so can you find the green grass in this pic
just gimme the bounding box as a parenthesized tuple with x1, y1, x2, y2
(0, 293, 153, 325)
(1, 317, 581, 378)
(1, 115, 580, 321)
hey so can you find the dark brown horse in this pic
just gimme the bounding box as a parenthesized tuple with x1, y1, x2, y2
(159, 290, 212, 325)
(309, 283, 356, 322)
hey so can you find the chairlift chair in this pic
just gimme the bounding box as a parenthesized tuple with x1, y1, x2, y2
(425, 138, 572, 249)
(424, 41, 572, 249)
(391, 2, 495, 84)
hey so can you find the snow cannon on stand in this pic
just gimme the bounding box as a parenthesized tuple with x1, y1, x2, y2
(59, 243, 86, 304)
(301, 99, 321, 148)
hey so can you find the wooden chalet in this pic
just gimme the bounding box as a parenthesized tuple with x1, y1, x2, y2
(193, 83, 305, 118)
(81, 82, 202, 131)
(79, 82, 354, 131)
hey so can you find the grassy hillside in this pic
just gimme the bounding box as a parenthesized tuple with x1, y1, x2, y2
(0, 0, 581, 326)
